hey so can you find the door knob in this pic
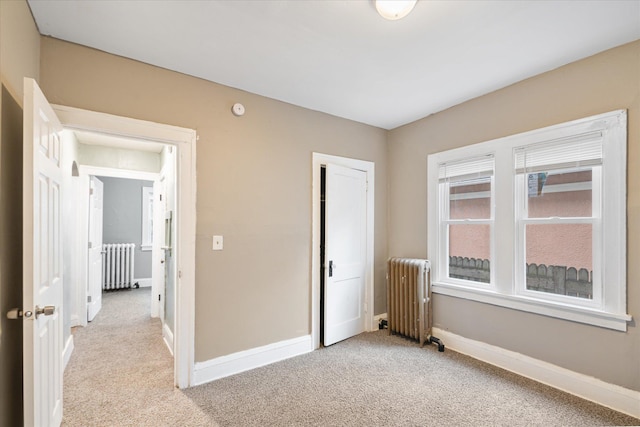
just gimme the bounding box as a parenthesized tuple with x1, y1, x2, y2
(35, 305, 55, 318)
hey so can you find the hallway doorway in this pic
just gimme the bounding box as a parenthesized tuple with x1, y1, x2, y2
(54, 104, 196, 388)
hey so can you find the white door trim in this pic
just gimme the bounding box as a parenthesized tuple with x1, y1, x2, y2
(53, 104, 197, 388)
(77, 167, 160, 321)
(311, 153, 375, 350)
(73, 166, 160, 329)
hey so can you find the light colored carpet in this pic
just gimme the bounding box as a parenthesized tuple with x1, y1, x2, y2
(63, 288, 640, 426)
(62, 288, 216, 426)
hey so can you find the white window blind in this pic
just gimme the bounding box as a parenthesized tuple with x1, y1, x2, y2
(514, 131, 603, 173)
(439, 155, 494, 183)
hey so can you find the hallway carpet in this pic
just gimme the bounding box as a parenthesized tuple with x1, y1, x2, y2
(63, 288, 640, 426)
(62, 288, 215, 426)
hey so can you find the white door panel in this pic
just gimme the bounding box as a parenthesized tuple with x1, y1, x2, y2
(87, 176, 104, 321)
(23, 78, 64, 427)
(323, 164, 367, 346)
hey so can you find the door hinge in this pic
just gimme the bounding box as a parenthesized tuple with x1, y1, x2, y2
(88, 242, 92, 249)
(89, 188, 94, 195)
(159, 194, 163, 201)
(158, 294, 161, 301)
(87, 295, 92, 303)
(178, 270, 182, 279)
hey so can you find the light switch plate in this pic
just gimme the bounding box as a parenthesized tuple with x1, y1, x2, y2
(212, 235, 223, 250)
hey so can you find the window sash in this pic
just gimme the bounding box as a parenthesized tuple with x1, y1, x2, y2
(515, 164, 602, 309)
(141, 187, 153, 250)
(439, 162, 495, 287)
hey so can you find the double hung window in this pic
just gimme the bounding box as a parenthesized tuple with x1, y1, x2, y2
(141, 186, 153, 251)
(438, 156, 494, 286)
(514, 135, 602, 307)
(427, 110, 630, 331)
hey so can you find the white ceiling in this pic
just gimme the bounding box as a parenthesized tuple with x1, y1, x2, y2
(28, 0, 640, 130)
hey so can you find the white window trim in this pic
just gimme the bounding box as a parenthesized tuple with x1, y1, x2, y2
(141, 186, 153, 251)
(428, 110, 631, 331)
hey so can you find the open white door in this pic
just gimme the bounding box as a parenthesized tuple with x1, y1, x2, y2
(163, 209, 175, 352)
(87, 176, 104, 321)
(323, 163, 367, 346)
(23, 78, 64, 426)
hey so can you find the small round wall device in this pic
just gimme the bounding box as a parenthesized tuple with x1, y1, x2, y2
(232, 103, 245, 117)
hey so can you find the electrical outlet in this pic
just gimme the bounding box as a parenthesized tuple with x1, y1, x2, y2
(212, 235, 223, 250)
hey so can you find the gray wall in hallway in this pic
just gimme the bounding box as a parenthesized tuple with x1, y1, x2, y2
(100, 176, 154, 280)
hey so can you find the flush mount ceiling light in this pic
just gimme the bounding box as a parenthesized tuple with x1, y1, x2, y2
(375, 0, 417, 21)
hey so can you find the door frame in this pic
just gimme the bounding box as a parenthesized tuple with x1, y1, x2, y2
(311, 153, 374, 350)
(53, 104, 197, 388)
(77, 167, 160, 327)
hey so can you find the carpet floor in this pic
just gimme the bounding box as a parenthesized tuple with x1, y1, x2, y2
(63, 288, 640, 426)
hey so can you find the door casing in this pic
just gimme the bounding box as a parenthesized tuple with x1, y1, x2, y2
(77, 167, 161, 325)
(53, 104, 197, 388)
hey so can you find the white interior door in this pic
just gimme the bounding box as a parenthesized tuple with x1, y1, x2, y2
(163, 210, 175, 351)
(323, 163, 367, 346)
(151, 178, 163, 319)
(156, 177, 167, 325)
(87, 176, 104, 321)
(23, 78, 64, 426)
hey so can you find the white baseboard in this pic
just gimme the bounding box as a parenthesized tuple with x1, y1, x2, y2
(63, 334, 74, 371)
(193, 335, 312, 386)
(163, 323, 174, 356)
(134, 277, 152, 288)
(432, 328, 640, 419)
(70, 314, 81, 328)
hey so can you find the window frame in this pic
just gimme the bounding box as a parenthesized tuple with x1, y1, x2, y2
(427, 110, 630, 331)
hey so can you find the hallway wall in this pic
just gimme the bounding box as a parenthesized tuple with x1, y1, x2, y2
(100, 177, 154, 281)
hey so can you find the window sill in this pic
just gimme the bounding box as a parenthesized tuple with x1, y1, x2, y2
(432, 281, 631, 332)
(141, 245, 152, 252)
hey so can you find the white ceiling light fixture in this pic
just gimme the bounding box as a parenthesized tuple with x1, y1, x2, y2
(375, 0, 417, 21)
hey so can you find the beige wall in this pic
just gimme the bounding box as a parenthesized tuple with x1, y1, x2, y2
(0, 1, 41, 425)
(0, 0, 40, 104)
(39, 37, 389, 361)
(388, 40, 640, 391)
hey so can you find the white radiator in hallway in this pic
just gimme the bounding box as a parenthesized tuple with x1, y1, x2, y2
(102, 243, 136, 290)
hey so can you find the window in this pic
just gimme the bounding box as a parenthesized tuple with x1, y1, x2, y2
(438, 156, 494, 286)
(141, 186, 153, 251)
(427, 110, 630, 331)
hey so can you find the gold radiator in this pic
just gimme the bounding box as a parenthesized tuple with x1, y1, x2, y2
(386, 258, 444, 351)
